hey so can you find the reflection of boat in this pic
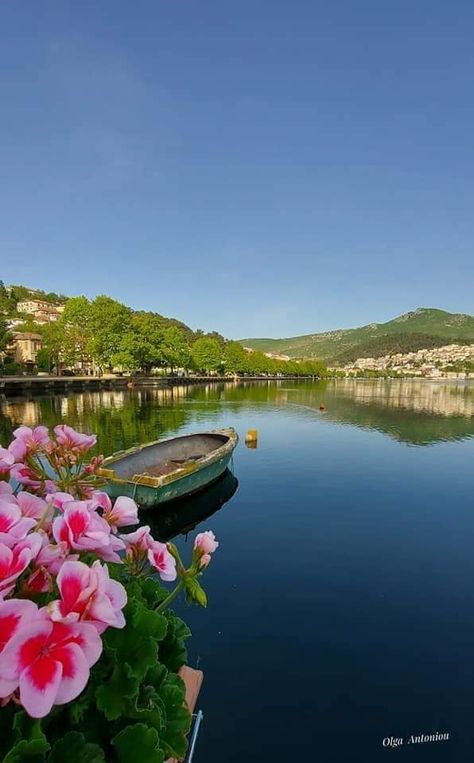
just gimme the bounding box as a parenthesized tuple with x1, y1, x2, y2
(98, 428, 238, 508)
(147, 468, 238, 541)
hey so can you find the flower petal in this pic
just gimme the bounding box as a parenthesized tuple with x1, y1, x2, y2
(19, 657, 62, 718)
(50, 642, 90, 704)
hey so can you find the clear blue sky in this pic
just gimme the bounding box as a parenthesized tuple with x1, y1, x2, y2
(1, 1, 473, 338)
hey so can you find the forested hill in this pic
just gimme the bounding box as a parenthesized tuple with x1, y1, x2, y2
(240, 309, 474, 364)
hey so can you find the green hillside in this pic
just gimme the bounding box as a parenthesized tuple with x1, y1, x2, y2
(240, 308, 474, 365)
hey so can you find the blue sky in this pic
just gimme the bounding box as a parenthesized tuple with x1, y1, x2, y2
(1, 1, 473, 338)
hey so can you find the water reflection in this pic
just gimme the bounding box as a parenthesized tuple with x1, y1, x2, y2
(1, 379, 474, 449)
(146, 469, 239, 541)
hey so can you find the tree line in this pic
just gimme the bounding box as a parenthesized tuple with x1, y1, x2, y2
(11, 295, 327, 377)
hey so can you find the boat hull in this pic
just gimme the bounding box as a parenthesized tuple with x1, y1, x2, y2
(98, 428, 238, 509)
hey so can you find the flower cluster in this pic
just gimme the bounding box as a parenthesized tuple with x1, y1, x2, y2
(0, 424, 193, 720)
(4, 425, 104, 499)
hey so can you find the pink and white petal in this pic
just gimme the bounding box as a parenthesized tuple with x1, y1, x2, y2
(67, 622, 103, 667)
(19, 657, 62, 718)
(50, 642, 90, 704)
(50, 492, 76, 512)
(106, 579, 128, 613)
(0, 483, 15, 500)
(16, 493, 47, 519)
(0, 620, 52, 684)
(52, 516, 70, 546)
(56, 561, 90, 613)
(0, 599, 38, 652)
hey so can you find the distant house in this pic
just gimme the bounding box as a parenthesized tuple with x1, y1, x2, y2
(7, 332, 43, 369)
(17, 300, 51, 314)
(17, 300, 60, 323)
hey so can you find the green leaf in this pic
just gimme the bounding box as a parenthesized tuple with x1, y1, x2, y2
(158, 677, 191, 760)
(112, 724, 165, 763)
(158, 613, 191, 673)
(103, 599, 167, 682)
(2, 738, 50, 763)
(3, 713, 50, 762)
(47, 732, 105, 763)
(95, 665, 140, 721)
(132, 604, 168, 641)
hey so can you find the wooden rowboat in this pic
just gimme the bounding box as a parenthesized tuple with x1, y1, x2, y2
(97, 427, 238, 509)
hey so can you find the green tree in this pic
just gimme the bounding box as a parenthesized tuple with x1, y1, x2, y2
(88, 296, 132, 370)
(191, 337, 223, 374)
(112, 312, 165, 373)
(224, 341, 248, 374)
(162, 326, 191, 372)
(41, 321, 65, 375)
(58, 296, 93, 371)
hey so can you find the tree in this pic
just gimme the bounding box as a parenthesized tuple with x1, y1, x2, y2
(191, 338, 223, 374)
(224, 341, 248, 374)
(88, 296, 132, 370)
(59, 296, 93, 371)
(0, 318, 12, 373)
(41, 321, 65, 375)
(112, 312, 165, 373)
(162, 326, 191, 372)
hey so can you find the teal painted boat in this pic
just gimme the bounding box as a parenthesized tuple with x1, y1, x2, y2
(98, 428, 238, 509)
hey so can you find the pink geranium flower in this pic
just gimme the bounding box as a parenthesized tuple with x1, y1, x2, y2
(0, 483, 14, 499)
(52, 501, 112, 553)
(147, 539, 177, 581)
(54, 425, 97, 453)
(0, 599, 37, 652)
(9, 464, 42, 491)
(194, 531, 219, 555)
(0, 542, 35, 598)
(8, 426, 50, 461)
(0, 616, 102, 717)
(0, 448, 14, 480)
(121, 525, 176, 581)
(92, 492, 139, 532)
(0, 500, 37, 547)
(48, 560, 127, 633)
(35, 541, 78, 575)
(16, 493, 49, 521)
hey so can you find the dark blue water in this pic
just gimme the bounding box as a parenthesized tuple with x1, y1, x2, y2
(2, 380, 474, 761)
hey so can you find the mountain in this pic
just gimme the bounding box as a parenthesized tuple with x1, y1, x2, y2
(239, 309, 474, 365)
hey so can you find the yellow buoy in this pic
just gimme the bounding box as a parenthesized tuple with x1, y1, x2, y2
(245, 429, 258, 448)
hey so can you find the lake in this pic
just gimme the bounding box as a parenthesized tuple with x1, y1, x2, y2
(2, 379, 474, 762)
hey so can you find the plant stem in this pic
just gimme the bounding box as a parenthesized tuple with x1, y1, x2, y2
(155, 580, 185, 613)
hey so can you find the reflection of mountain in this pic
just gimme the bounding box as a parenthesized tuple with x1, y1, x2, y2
(284, 380, 474, 445)
(146, 469, 239, 541)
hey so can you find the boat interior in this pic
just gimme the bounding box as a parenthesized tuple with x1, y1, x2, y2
(110, 433, 230, 479)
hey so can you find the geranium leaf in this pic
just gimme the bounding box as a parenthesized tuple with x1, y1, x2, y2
(112, 724, 165, 763)
(158, 678, 191, 760)
(47, 732, 105, 763)
(2, 738, 50, 762)
(96, 665, 140, 721)
(132, 604, 168, 641)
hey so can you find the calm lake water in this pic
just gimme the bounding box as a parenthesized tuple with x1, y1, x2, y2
(2, 379, 474, 762)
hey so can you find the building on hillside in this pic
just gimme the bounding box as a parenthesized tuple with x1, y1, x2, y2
(5, 319, 25, 330)
(17, 300, 51, 314)
(6, 332, 43, 369)
(17, 300, 61, 323)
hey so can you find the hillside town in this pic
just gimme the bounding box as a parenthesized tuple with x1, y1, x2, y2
(342, 343, 474, 378)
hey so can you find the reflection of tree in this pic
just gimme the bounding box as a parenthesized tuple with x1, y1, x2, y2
(2, 380, 474, 451)
(0, 389, 193, 456)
